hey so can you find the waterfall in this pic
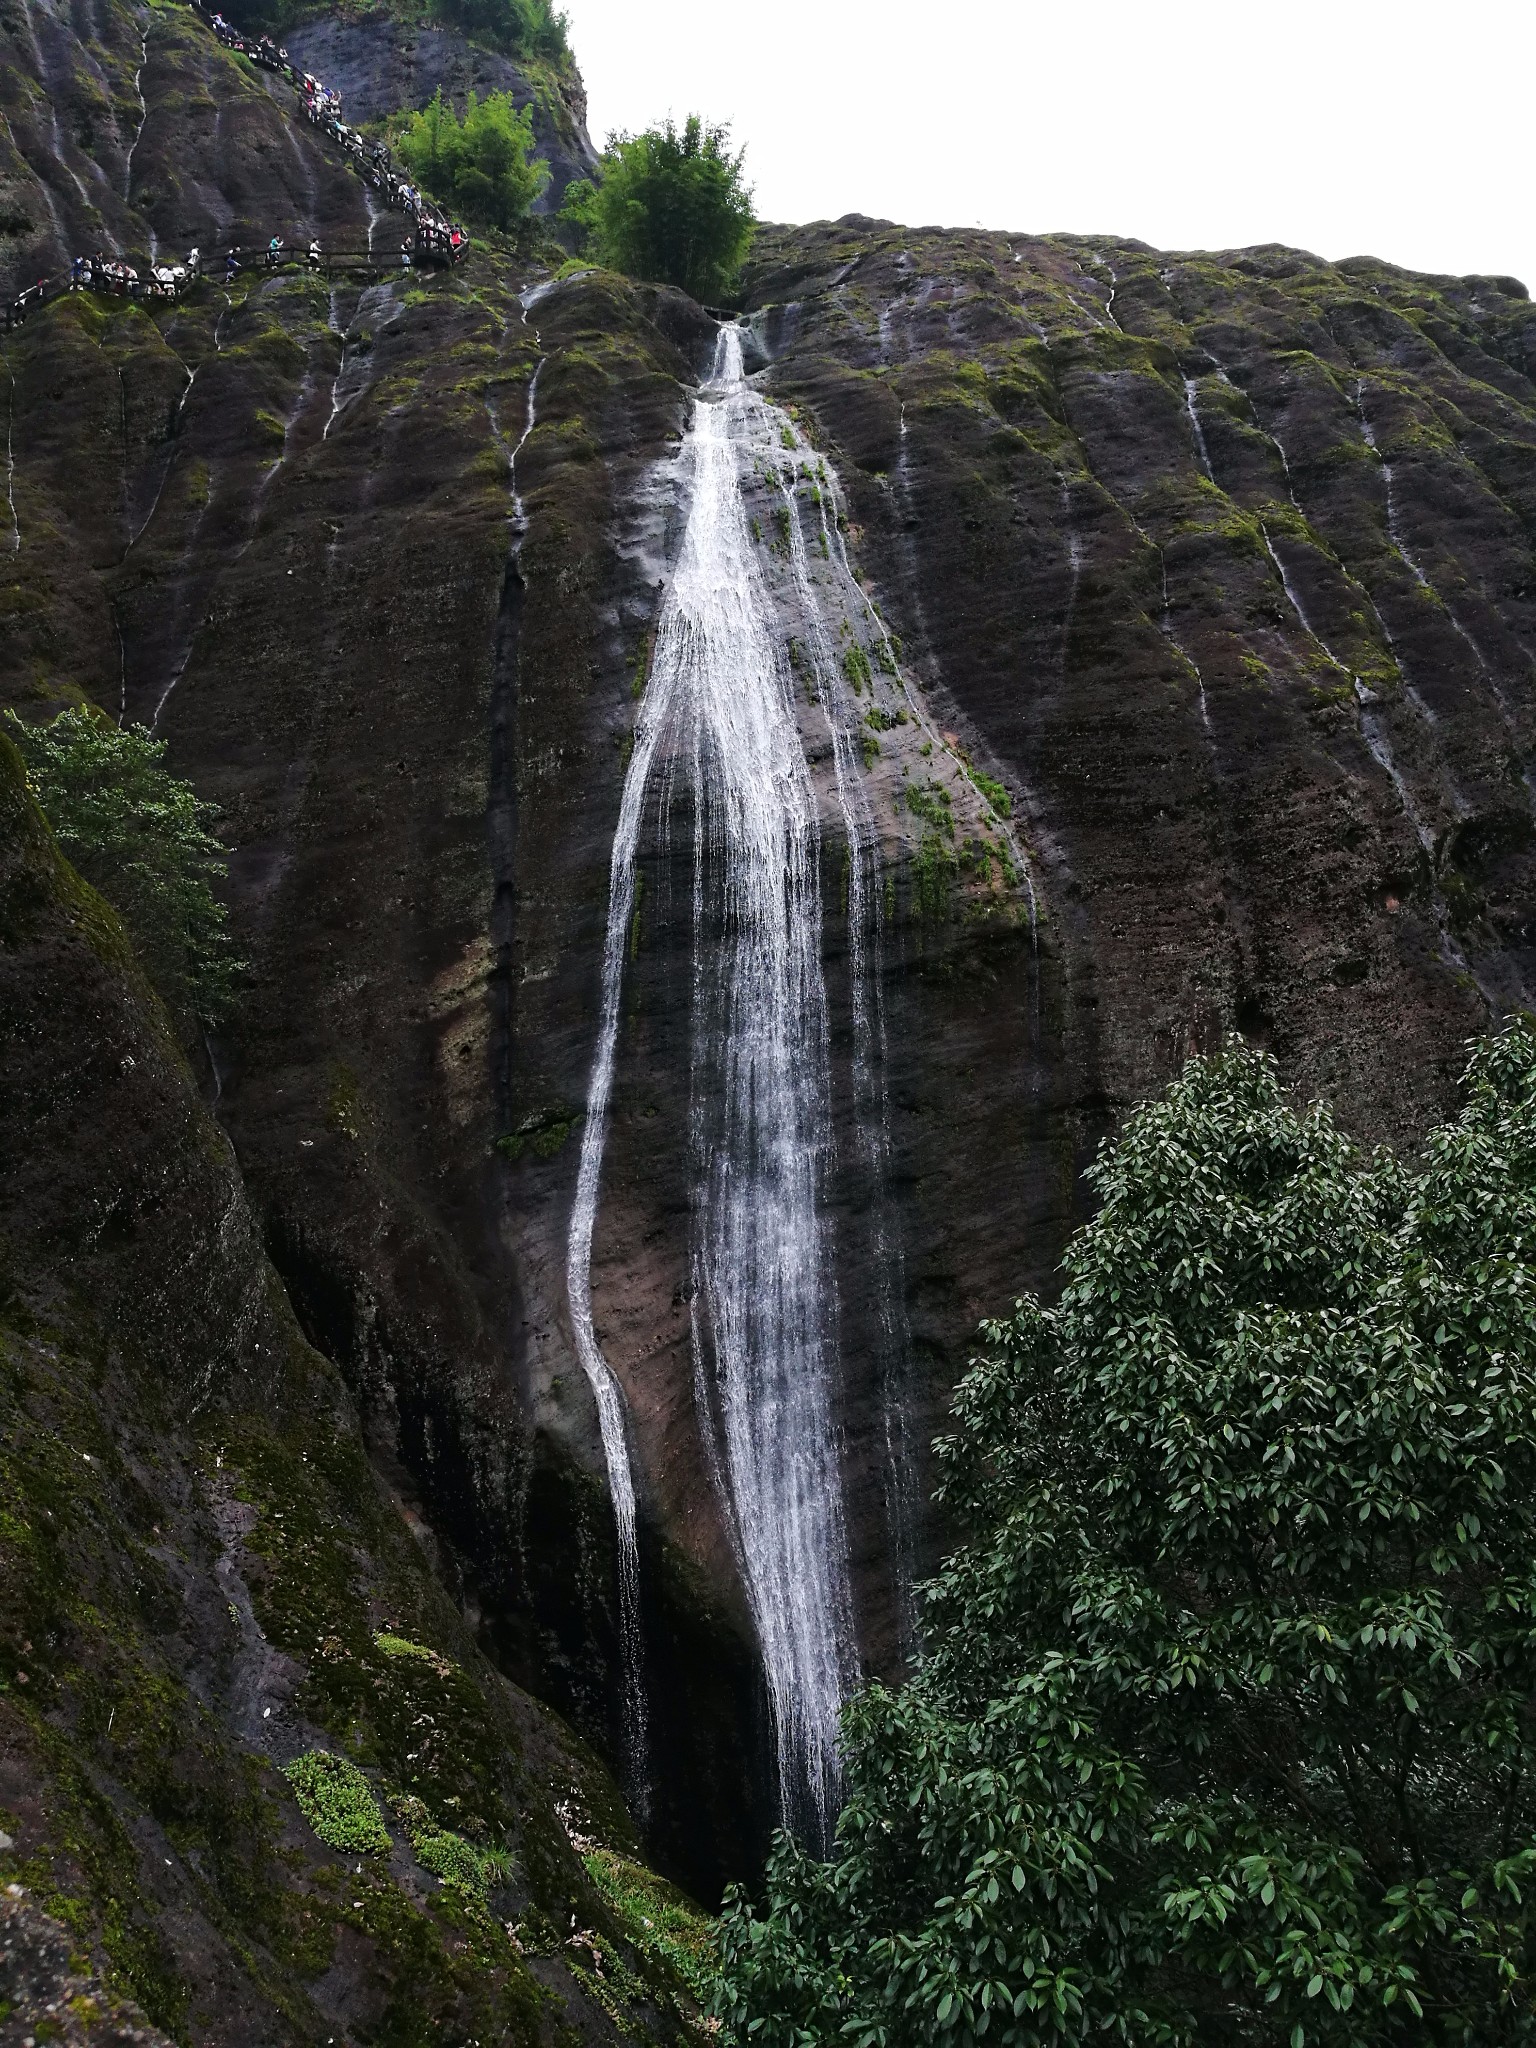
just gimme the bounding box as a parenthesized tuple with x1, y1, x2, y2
(567, 324, 859, 1840)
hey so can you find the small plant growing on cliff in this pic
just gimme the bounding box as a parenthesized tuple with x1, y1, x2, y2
(6, 704, 241, 1026)
(842, 645, 872, 692)
(970, 768, 1011, 816)
(395, 90, 548, 232)
(719, 1024, 1536, 2046)
(390, 1791, 511, 1901)
(284, 1751, 391, 1855)
(560, 115, 754, 303)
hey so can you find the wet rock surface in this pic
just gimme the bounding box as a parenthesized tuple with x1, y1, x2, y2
(743, 218, 1536, 1147)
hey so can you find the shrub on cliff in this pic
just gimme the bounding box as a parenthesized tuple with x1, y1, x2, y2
(561, 115, 753, 303)
(395, 89, 548, 230)
(427, 0, 568, 62)
(718, 1028, 1536, 2045)
(5, 706, 241, 1026)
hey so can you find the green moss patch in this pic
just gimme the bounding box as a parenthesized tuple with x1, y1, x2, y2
(283, 1750, 392, 1855)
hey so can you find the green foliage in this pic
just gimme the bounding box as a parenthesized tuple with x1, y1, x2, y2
(906, 778, 954, 839)
(395, 89, 548, 231)
(843, 644, 873, 692)
(718, 1027, 1536, 2045)
(373, 1629, 448, 1668)
(560, 116, 754, 303)
(389, 1792, 511, 1902)
(496, 1104, 578, 1161)
(284, 1751, 392, 1856)
(971, 769, 1012, 817)
(5, 706, 240, 1025)
(425, 0, 568, 60)
(583, 1846, 717, 2007)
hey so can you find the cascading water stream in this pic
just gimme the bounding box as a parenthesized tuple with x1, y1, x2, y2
(567, 325, 859, 1841)
(5, 374, 19, 555)
(775, 456, 920, 1653)
(125, 29, 150, 199)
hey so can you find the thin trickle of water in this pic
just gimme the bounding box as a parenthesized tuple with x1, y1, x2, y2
(125, 29, 150, 199)
(1261, 521, 1342, 666)
(125, 355, 198, 553)
(1061, 478, 1083, 656)
(507, 358, 542, 528)
(1356, 379, 1524, 732)
(51, 107, 97, 217)
(324, 285, 345, 437)
(1188, 646, 1212, 735)
(1353, 680, 1433, 852)
(4, 374, 19, 555)
(1184, 374, 1214, 479)
(1090, 259, 1120, 330)
(568, 326, 857, 1840)
(1357, 387, 1429, 590)
(323, 281, 401, 444)
(485, 283, 651, 1805)
(113, 604, 127, 723)
(151, 649, 191, 732)
(364, 183, 386, 258)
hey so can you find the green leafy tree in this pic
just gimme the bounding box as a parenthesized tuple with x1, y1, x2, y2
(395, 89, 548, 231)
(6, 706, 241, 1025)
(561, 115, 753, 303)
(718, 1030, 1536, 2045)
(426, 0, 568, 61)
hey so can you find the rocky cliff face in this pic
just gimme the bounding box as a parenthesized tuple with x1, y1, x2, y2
(0, 729, 710, 2042)
(279, 15, 596, 212)
(741, 217, 1536, 1146)
(5, 0, 1536, 1977)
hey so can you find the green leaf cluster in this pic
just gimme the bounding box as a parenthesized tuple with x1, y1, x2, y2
(718, 1027, 1536, 2044)
(395, 89, 548, 231)
(284, 1750, 392, 1856)
(560, 115, 754, 304)
(6, 706, 241, 1026)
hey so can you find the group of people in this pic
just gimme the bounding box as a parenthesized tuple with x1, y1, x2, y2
(198, 0, 467, 264)
(68, 249, 201, 301)
(5, 0, 470, 330)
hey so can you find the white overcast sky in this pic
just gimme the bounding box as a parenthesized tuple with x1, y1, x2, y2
(560, 0, 1535, 291)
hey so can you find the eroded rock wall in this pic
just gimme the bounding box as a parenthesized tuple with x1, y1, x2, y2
(0, 731, 706, 2043)
(742, 219, 1536, 1149)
